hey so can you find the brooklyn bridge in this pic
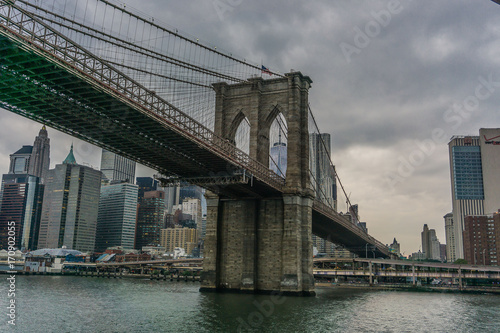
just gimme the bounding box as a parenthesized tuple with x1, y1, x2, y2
(0, 0, 394, 295)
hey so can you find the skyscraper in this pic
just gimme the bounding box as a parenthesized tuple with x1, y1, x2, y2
(100, 149, 136, 184)
(421, 224, 441, 260)
(1, 125, 49, 199)
(449, 128, 500, 259)
(135, 190, 165, 250)
(28, 125, 50, 184)
(95, 181, 139, 252)
(8, 145, 32, 175)
(179, 185, 203, 203)
(136, 177, 158, 199)
(19, 176, 44, 251)
(4, 126, 50, 181)
(479, 128, 500, 214)
(430, 233, 441, 260)
(444, 213, 455, 262)
(182, 197, 202, 230)
(389, 238, 401, 256)
(449, 135, 484, 260)
(310, 133, 337, 210)
(0, 175, 44, 250)
(1, 145, 32, 206)
(1, 141, 47, 251)
(37, 145, 102, 252)
(422, 224, 430, 258)
(163, 186, 180, 214)
(0, 181, 28, 250)
(270, 133, 287, 177)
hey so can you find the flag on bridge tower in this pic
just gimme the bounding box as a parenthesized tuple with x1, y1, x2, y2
(261, 65, 272, 76)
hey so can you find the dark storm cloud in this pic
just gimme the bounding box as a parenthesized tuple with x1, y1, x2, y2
(164, 0, 500, 155)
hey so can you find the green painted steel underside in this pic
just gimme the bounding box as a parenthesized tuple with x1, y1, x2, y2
(0, 33, 227, 179)
(0, 33, 284, 198)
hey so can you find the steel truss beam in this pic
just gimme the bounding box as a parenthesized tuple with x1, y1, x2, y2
(156, 172, 250, 187)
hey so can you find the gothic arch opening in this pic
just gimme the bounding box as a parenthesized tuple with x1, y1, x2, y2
(268, 112, 287, 178)
(233, 115, 251, 155)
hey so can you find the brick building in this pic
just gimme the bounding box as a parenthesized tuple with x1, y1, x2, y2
(463, 214, 500, 265)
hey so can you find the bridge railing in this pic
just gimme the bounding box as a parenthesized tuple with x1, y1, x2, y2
(0, 1, 285, 191)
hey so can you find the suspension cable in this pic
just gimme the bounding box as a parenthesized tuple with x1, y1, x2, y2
(308, 103, 360, 223)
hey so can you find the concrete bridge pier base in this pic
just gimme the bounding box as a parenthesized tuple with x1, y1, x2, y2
(280, 194, 315, 295)
(200, 192, 315, 296)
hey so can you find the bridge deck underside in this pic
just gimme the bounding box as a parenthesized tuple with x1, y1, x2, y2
(312, 210, 388, 258)
(0, 35, 280, 198)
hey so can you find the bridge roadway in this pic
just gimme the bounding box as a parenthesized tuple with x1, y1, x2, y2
(0, 2, 390, 258)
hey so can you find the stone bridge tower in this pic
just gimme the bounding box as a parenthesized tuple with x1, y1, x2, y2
(200, 72, 315, 296)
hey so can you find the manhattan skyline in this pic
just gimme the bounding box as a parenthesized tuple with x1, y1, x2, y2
(1, 0, 500, 255)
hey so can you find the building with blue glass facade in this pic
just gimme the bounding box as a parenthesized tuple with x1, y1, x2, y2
(451, 145, 484, 200)
(449, 129, 500, 261)
(449, 136, 484, 261)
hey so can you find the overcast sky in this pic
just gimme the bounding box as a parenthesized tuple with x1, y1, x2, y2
(2, 0, 500, 256)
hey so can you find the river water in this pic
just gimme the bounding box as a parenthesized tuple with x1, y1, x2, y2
(1, 276, 500, 332)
